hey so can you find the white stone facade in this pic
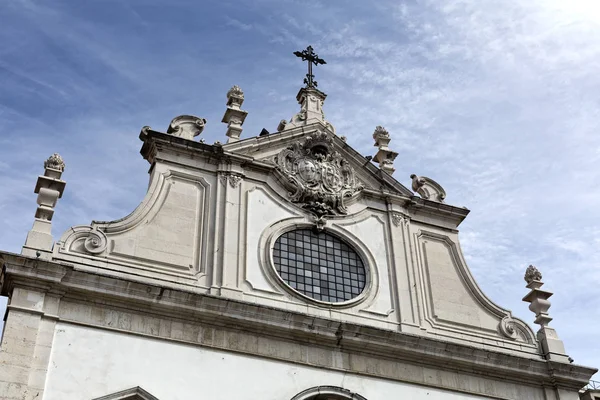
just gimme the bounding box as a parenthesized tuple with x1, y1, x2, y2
(0, 85, 596, 400)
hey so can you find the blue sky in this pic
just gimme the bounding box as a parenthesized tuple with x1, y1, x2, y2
(1, 0, 600, 379)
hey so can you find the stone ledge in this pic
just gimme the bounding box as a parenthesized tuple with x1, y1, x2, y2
(1, 251, 596, 393)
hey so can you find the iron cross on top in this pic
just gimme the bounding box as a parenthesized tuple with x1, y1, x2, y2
(293, 45, 326, 89)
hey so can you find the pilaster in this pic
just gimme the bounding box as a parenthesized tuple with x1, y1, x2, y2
(211, 163, 245, 299)
(0, 287, 61, 400)
(387, 208, 420, 332)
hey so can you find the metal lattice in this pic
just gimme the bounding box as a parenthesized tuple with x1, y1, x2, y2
(273, 229, 366, 302)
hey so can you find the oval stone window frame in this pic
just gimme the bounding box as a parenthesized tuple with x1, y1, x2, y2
(262, 222, 374, 308)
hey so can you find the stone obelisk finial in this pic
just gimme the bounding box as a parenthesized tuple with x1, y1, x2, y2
(372, 126, 398, 174)
(221, 85, 248, 143)
(22, 153, 67, 260)
(522, 265, 571, 363)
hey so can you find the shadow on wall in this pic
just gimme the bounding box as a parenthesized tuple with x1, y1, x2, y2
(0, 296, 7, 337)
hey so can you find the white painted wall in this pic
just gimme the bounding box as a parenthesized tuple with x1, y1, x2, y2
(44, 323, 492, 400)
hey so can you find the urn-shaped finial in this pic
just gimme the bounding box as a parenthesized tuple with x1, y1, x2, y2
(521, 264, 572, 362)
(222, 85, 248, 143)
(372, 126, 398, 174)
(44, 153, 65, 172)
(524, 264, 542, 284)
(226, 85, 245, 108)
(22, 153, 67, 260)
(522, 265, 552, 327)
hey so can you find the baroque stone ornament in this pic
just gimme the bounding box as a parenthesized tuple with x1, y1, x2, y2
(373, 126, 390, 141)
(228, 175, 242, 188)
(499, 316, 518, 340)
(523, 264, 554, 328)
(167, 115, 207, 141)
(372, 126, 398, 174)
(524, 264, 542, 284)
(44, 153, 65, 172)
(227, 85, 244, 100)
(219, 173, 242, 188)
(222, 85, 248, 142)
(410, 174, 446, 202)
(83, 229, 108, 254)
(391, 213, 405, 227)
(274, 130, 363, 219)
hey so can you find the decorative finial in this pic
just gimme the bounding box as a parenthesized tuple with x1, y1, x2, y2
(167, 115, 206, 141)
(293, 45, 326, 89)
(22, 153, 67, 260)
(410, 174, 425, 190)
(373, 126, 390, 141)
(44, 153, 65, 172)
(372, 126, 398, 174)
(227, 85, 244, 100)
(522, 264, 571, 362)
(226, 85, 245, 108)
(222, 85, 248, 142)
(276, 120, 287, 132)
(524, 265, 542, 284)
(522, 265, 553, 327)
(410, 174, 447, 203)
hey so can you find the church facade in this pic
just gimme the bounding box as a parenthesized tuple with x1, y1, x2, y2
(0, 49, 596, 400)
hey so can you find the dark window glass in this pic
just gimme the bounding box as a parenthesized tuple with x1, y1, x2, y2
(273, 229, 367, 302)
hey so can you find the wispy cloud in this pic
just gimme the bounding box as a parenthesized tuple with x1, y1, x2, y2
(225, 16, 253, 31)
(1, 0, 599, 376)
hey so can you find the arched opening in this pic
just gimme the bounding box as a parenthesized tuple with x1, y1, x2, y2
(290, 386, 368, 400)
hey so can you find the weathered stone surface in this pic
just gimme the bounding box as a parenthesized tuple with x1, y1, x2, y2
(1, 81, 595, 399)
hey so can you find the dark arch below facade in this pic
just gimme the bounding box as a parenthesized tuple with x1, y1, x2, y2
(290, 386, 368, 400)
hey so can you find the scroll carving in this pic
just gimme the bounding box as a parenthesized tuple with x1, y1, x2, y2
(167, 115, 207, 141)
(410, 174, 446, 202)
(84, 229, 108, 254)
(499, 316, 518, 340)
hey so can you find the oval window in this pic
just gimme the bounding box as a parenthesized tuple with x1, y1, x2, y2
(272, 229, 367, 303)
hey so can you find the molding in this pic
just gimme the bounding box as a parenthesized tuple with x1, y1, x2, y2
(258, 219, 378, 309)
(222, 124, 413, 197)
(290, 386, 368, 400)
(414, 229, 537, 346)
(0, 253, 596, 394)
(55, 169, 212, 279)
(93, 386, 160, 400)
(411, 174, 446, 203)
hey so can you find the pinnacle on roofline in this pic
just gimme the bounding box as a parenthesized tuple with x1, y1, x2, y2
(222, 85, 248, 143)
(294, 45, 327, 89)
(372, 126, 398, 174)
(22, 153, 67, 260)
(522, 265, 572, 363)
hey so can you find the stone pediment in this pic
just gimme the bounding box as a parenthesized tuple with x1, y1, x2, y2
(222, 125, 413, 199)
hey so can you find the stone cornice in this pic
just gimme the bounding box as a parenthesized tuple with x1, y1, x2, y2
(408, 195, 471, 228)
(139, 126, 470, 226)
(223, 123, 414, 198)
(1, 251, 595, 391)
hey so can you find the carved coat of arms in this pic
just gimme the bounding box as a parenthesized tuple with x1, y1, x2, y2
(274, 131, 363, 221)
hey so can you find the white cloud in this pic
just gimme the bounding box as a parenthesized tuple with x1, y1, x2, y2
(1, 0, 599, 380)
